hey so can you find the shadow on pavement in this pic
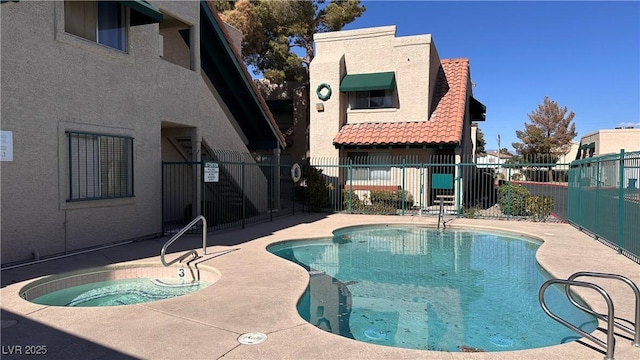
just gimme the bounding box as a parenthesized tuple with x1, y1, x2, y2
(1, 212, 329, 287)
(1, 309, 135, 360)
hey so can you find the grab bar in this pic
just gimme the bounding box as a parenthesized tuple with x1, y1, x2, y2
(565, 272, 640, 347)
(539, 279, 616, 360)
(161, 215, 207, 267)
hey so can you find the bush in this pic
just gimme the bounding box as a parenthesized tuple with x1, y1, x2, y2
(497, 184, 530, 216)
(302, 166, 329, 211)
(511, 173, 523, 181)
(365, 202, 398, 215)
(526, 196, 554, 221)
(342, 190, 366, 212)
(461, 206, 481, 218)
(370, 190, 414, 209)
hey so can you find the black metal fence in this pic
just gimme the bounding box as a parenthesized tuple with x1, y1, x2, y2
(161, 150, 299, 234)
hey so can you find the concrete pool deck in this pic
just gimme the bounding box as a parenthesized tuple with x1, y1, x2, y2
(1, 213, 639, 359)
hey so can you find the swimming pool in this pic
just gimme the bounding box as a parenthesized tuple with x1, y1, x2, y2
(20, 264, 219, 307)
(268, 225, 597, 352)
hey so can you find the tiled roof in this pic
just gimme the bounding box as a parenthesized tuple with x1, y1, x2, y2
(333, 58, 470, 147)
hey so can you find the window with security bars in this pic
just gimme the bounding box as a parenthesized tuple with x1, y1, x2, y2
(67, 132, 133, 201)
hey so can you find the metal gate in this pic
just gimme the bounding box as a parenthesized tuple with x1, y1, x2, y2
(161, 157, 289, 234)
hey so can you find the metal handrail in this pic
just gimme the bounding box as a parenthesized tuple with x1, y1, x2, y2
(565, 272, 640, 347)
(539, 279, 616, 360)
(161, 215, 208, 267)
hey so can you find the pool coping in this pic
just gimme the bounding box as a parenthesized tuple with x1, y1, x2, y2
(1, 214, 639, 359)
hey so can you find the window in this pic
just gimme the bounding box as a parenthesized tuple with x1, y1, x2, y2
(347, 152, 391, 181)
(65, 1, 126, 51)
(68, 132, 133, 201)
(350, 90, 393, 109)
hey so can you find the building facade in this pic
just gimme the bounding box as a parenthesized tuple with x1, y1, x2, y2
(0, 1, 284, 264)
(576, 127, 640, 159)
(308, 26, 485, 209)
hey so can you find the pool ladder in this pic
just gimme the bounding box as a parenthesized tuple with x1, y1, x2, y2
(539, 271, 640, 360)
(160, 215, 208, 282)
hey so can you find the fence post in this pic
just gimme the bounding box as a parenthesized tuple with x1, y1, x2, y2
(578, 163, 583, 227)
(595, 158, 600, 235)
(419, 163, 424, 216)
(241, 159, 245, 229)
(161, 161, 166, 235)
(507, 167, 512, 220)
(402, 159, 406, 216)
(456, 162, 461, 217)
(270, 159, 274, 222)
(348, 159, 353, 213)
(618, 149, 625, 254)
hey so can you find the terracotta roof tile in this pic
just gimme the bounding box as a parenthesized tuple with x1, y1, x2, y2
(333, 58, 470, 147)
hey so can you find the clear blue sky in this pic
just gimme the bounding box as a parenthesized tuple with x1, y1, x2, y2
(340, 0, 640, 151)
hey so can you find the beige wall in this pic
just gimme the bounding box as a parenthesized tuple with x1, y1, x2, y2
(310, 26, 441, 158)
(0, 1, 257, 263)
(579, 128, 640, 158)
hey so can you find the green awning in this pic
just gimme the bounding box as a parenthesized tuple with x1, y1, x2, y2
(340, 72, 396, 92)
(470, 96, 486, 121)
(579, 142, 596, 150)
(120, 1, 163, 26)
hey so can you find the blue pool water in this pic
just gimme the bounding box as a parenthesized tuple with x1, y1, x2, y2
(268, 225, 597, 352)
(31, 278, 210, 307)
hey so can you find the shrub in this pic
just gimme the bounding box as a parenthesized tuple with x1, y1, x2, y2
(461, 206, 481, 219)
(370, 190, 414, 209)
(366, 202, 398, 215)
(342, 190, 366, 212)
(302, 166, 329, 211)
(497, 184, 530, 216)
(526, 196, 554, 221)
(510, 172, 523, 181)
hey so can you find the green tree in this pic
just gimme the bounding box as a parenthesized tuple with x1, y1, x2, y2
(499, 148, 513, 157)
(512, 97, 577, 180)
(475, 127, 486, 155)
(214, 0, 366, 83)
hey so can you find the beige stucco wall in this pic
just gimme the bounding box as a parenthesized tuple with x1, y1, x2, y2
(558, 142, 579, 163)
(0, 1, 256, 263)
(579, 128, 640, 158)
(309, 26, 441, 159)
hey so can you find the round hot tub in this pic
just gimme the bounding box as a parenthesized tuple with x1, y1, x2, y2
(20, 263, 220, 307)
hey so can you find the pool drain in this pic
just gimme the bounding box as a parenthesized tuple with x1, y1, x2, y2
(238, 332, 267, 345)
(364, 328, 386, 340)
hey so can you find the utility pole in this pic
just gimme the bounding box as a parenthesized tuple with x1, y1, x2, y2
(497, 134, 501, 155)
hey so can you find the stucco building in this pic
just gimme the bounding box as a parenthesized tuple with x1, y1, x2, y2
(0, 1, 285, 264)
(576, 127, 640, 159)
(575, 127, 640, 189)
(308, 26, 485, 209)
